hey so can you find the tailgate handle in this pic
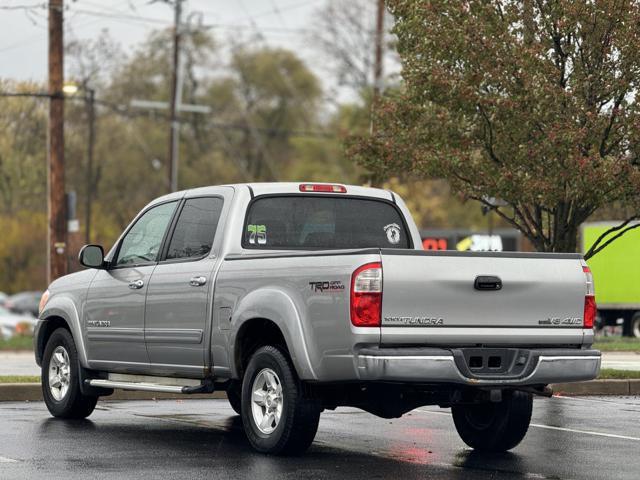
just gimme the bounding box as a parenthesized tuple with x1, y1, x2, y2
(474, 275, 502, 291)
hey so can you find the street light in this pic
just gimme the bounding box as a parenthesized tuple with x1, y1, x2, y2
(62, 83, 79, 95)
(64, 81, 96, 245)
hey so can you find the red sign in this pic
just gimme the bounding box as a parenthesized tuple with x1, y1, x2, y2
(422, 238, 448, 250)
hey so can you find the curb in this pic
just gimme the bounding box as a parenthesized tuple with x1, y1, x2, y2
(551, 379, 640, 396)
(1, 380, 639, 402)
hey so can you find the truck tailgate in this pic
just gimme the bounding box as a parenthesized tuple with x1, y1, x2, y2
(380, 250, 587, 346)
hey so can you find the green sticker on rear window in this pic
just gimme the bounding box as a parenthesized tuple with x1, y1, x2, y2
(247, 224, 267, 245)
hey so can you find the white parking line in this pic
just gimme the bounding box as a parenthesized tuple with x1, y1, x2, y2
(553, 395, 640, 407)
(529, 424, 640, 441)
(0, 456, 18, 463)
(415, 408, 640, 441)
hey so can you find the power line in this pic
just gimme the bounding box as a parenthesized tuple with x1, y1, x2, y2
(0, 91, 336, 139)
(0, 3, 46, 10)
(0, 1, 318, 57)
(199, 0, 321, 23)
(66, 6, 313, 34)
(0, 0, 133, 54)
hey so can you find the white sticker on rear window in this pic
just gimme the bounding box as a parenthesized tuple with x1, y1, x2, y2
(384, 223, 401, 244)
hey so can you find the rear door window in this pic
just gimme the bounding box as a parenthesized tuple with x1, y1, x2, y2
(166, 197, 224, 260)
(244, 195, 410, 249)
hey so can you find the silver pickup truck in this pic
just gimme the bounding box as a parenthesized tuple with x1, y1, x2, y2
(35, 182, 600, 455)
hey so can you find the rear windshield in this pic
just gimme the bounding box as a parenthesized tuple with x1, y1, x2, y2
(244, 195, 410, 249)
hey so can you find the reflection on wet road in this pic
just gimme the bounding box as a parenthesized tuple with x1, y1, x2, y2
(0, 396, 638, 479)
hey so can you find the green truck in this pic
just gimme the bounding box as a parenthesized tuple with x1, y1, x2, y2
(582, 222, 640, 337)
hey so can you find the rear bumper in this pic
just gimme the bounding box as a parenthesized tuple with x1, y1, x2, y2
(355, 347, 601, 386)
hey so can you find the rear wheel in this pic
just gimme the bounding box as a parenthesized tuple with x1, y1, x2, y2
(451, 390, 533, 452)
(42, 328, 98, 419)
(241, 345, 321, 455)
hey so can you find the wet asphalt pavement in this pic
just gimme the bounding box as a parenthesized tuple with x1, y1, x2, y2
(0, 396, 639, 479)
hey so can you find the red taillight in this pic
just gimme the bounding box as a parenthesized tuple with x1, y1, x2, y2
(582, 265, 596, 328)
(350, 262, 382, 327)
(583, 295, 596, 329)
(299, 183, 347, 193)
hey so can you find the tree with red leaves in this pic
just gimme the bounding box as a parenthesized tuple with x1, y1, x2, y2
(349, 0, 640, 257)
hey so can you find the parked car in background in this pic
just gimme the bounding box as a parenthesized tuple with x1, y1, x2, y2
(5, 291, 42, 318)
(0, 292, 8, 307)
(0, 305, 36, 339)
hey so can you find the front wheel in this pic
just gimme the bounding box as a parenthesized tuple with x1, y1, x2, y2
(42, 328, 98, 419)
(226, 380, 242, 415)
(451, 390, 533, 452)
(241, 345, 321, 455)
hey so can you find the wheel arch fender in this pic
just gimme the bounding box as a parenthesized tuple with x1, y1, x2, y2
(229, 288, 317, 381)
(38, 295, 88, 368)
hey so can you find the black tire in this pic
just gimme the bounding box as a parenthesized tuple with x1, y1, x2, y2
(631, 312, 640, 338)
(42, 328, 98, 419)
(241, 345, 321, 455)
(226, 380, 242, 415)
(451, 390, 533, 452)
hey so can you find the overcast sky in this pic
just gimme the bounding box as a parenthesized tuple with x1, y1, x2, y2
(0, 0, 328, 82)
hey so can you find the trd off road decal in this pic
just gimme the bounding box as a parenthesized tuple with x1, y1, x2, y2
(247, 224, 267, 245)
(384, 223, 401, 244)
(309, 281, 345, 293)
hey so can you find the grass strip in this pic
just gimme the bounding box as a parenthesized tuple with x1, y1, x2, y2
(597, 368, 640, 379)
(0, 336, 34, 351)
(0, 370, 639, 385)
(0, 375, 40, 383)
(594, 337, 640, 352)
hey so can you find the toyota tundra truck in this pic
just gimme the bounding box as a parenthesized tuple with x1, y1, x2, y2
(35, 182, 600, 455)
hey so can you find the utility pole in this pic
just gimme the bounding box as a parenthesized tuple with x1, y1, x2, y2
(168, 0, 184, 192)
(370, 0, 385, 134)
(85, 88, 95, 244)
(48, 0, 67, 283)
(373, 0, 385, 101)
(133, 5, 208, 187)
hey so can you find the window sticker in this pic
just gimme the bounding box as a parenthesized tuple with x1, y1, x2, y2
(384, 223, 401, 245)
(247, 224, 267, 245)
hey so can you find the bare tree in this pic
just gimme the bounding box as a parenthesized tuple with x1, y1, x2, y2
(66, 29, 124, 89)
(308, 0, 397, 96)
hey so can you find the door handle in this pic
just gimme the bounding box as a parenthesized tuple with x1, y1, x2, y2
(189, 276, 207, 287)
(128, 279, 144, 290)
(474, 275, 502, 291)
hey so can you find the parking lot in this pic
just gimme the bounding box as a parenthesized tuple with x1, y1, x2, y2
(1, 396, 638, 479)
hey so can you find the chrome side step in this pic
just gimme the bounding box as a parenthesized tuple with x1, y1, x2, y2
(87, 377, 214, 394)
(88, 379, 187, 393)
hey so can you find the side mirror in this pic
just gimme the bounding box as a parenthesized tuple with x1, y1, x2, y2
(79, 244, 105, 269)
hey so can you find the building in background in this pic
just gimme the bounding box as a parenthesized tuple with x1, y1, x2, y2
(420, 228, 525, 252)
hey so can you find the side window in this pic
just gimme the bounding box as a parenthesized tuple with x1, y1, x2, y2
(115, 201, 177, 267)
(166, 197, 224, 260)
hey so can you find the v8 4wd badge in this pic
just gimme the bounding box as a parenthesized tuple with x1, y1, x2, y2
(538, 317, 582, 326)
